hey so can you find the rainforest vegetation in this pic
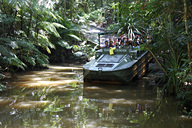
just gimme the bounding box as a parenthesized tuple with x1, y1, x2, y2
(0, 0, 191, 116)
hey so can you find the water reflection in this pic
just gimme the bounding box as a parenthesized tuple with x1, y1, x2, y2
(0, 64, 191, 128)
(83, 83, 157, 128)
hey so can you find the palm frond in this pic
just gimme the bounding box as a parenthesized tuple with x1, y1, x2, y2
(40, 21, 66, 38)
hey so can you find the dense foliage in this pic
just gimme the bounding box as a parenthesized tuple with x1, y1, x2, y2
(113, 0, 192, 115)
(0, 0, 82, 91)
(110, 0, 192, 115)
(0, 0, 191, 115)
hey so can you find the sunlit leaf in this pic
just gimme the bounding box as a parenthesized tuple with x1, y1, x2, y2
(52, 22, 67, 29)
(83, 98, 89, 102)
(0, 83, 6, 91)
(72, 82, 77, 88)
(69, 34, 81, 41)
(57, 41, 72, 49)
(46, 46, 51, 54)
(108, 103, 113, 111)
(49, 11, 57, 19)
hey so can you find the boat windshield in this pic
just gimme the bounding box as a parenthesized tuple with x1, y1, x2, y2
(98, 54, 125, 63)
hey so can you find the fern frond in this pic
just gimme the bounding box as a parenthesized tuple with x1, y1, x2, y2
(0, 73, 5, 79)
(10, 57, 26, 70)
(46, 11, 63, 21)
(57, 40, 72, 49)
(0, 56, 26, 70)
(40, 21, 61, 38)
(38, 33, 55, 49)
(35, 53, 49, 66)
(0, 45, 13, 57)
(49, 11, 57, 20)
(0, 37, 12, 43)
(1, 17, 15, 24)
(16, 40, 35, 49)
(0, 83, 6, 91)
(0, 37, 19, 49)
(23, 56, 36, 66)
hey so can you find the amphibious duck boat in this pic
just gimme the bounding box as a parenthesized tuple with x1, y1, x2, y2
(83, 47, 152, 84)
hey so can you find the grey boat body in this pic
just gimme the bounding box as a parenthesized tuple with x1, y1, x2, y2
(83, 47, 153, 84)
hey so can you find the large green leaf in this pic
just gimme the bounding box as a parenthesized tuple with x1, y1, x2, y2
(57, 41, 72, 49)
(40, 21, 60, 37)
(40, 22, 67, 38)
(38, 33, 55, 49)
(52, 22, 67, 29)
(69, 34, 81, 41)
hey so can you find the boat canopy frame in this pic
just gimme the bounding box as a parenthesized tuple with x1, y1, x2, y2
(97, 25, 142, 49)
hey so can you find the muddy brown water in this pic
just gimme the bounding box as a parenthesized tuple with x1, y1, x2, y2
(0, 64, 191, 128)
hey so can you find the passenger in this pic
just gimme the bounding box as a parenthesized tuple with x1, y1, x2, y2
(136, 38, 140, 45)
(109, 37, 112, 44)
(109, 41, 115, 47)
(121, 37, 124, 45)
(113, 38, 118, 45)
(118, 37, 120, 42)
(125, 40, 130, 46)
(119, 40, 124, 49)
(135, 34, 142, 45)
(146, 36, 152, 43)
(101, 40, 109, 48)
(125, 40, 132, 49)
(115, 42, 120, 49)
(132, 38, 141, 50)
(123, 35, 127, 45)
(133, 40, 138, 48)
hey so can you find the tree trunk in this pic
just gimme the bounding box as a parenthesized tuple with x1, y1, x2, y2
(183, 0, 192, 74)
(9, 8, 14, 35)
(101, 0, 103, 7)
(119, 0, 121, 23)
(36, 15, 39, 40)
(63, 0, 66, 17)
(20, 12, 23, 37)
(1, 0, 7, 15)
(27, 12, 32, 37)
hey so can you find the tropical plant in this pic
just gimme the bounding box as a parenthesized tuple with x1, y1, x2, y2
(0, 0, 83, 91)
(138, 0, 192, 114)
(104, 0, 192, 114)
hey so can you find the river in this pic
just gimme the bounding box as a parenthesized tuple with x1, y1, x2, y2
(0, 63, 191, 128)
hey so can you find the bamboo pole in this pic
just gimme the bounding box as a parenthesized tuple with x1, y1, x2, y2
(144, 43, 168, 77)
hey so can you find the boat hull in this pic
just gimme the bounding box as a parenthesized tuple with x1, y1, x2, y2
(83, 51, 152, 84)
